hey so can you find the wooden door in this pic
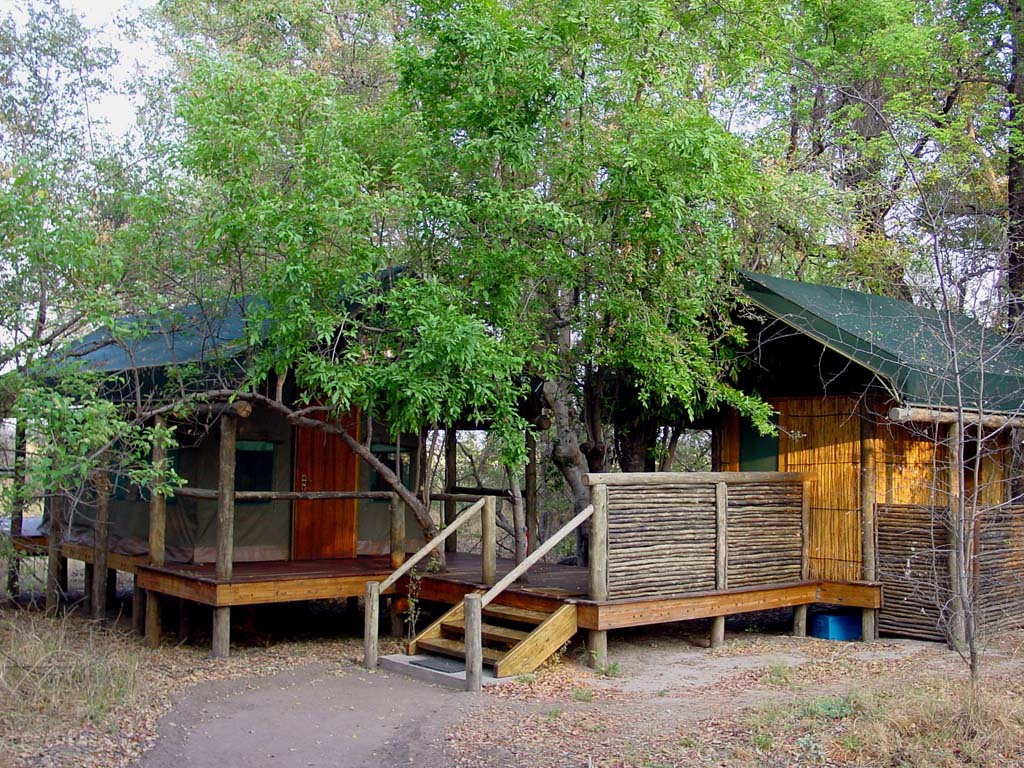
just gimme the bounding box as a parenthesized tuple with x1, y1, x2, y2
(292, 410, 359, 559)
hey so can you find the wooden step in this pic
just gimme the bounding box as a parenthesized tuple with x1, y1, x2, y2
(482, 605, 552, 626)
(417, 637, 506, 665)
(442, 620, 531, 646)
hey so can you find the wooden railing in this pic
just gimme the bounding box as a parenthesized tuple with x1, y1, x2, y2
(463, 503, 597, 691)
(363, 496, 496, 669)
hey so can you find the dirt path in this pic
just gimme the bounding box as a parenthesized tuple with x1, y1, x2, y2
(127, 625, 1024, 768)
(133, 663, 479, 768)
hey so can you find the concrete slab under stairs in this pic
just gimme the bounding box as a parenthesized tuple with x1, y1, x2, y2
(378, 653, 506, 689)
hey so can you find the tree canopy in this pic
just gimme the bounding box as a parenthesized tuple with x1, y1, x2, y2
(4, 0, 1024, 523)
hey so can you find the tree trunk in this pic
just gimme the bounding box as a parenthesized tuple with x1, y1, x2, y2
(506, 465, 527, 565)
(1008, 0, 1024, 331)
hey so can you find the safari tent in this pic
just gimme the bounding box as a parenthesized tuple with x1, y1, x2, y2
(713, 271, 1024, 640)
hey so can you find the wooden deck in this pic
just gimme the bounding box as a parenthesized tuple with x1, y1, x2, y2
(13, 537, 882, 637)
(13, 534, 148, 575)
(135, 557, 397, 606)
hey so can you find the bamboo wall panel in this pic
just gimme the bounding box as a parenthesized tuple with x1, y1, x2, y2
(606, 480, 804, 600)
(977, 505, 1024, 632)
(876, 504, 949, 641)
(606, 484, 717, 599)
(726, 483, 804, 588)
(878, 423, 945, 507)
(777, 397, 862, 582)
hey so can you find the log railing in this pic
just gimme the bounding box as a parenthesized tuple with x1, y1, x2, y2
(363, 496, 496, 669)
(463, 503, 597, 691)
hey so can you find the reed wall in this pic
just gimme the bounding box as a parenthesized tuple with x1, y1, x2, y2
(604, 477, 805, 600)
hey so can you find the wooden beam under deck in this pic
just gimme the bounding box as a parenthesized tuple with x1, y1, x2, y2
(576, 580, 882, 631)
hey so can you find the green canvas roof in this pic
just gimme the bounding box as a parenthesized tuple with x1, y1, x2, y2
(741, 271, 1024, 414)
(64, 297, 257, 373)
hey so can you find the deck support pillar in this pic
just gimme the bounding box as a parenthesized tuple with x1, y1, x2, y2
(91, 472, 111, 620)
(587, 630, 608, 668)
(131, 575, 145, 634)
(464, 593, 483, 692)
(212, 608, 230, 658)
(481, 497, 496, 586)
(363, 581, 381, 669)
(146, 415, 169, 648)
(861, 608, 876, 643)
(212, 413, 237, 659)
(45, 495, 64, 614)
(793, 605, 808, 637)
(7, 421, 26, 597)
(83, 563, 95, 612)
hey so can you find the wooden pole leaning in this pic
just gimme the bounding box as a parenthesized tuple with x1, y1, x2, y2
(212, 413, 237, 659)
(91, 471, 112, 620)
(587, 485, 609, 668)
(482, 496, 497, 586)
(146, 415, 168, 647)
(464, 593, 483, 692)
(711, 482, 728, 648)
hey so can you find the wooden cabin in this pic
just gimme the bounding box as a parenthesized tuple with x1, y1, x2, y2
(16, 271, 1021, 685)
(9, 284, 883, 684)
(714, 272, 1024, 641)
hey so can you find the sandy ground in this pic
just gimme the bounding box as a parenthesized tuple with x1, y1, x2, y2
(128, 623, 960, 768)
(133, 663, 479, 768)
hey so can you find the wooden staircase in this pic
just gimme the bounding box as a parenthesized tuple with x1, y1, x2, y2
(408, 599, 578, 678)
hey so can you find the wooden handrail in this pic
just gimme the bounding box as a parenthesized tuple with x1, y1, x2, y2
(479, 504, 594, 608)
(379, 497, 486, 592)
(464, 503, 596, 691)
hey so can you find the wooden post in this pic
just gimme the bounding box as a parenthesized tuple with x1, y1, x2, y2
(444, 429, 458, 553)
(91, 472, 111, 620)
(363, 581, 381, 669)
(131, 575, 145, 634)
(711, 482, 728, 648)
(794, 479, 812, 638)
(83, 563, 95, 613)
(45, 495, 64, 614)
(588, 484, 609, 667)
(860, 407, 878, 642)
(146, 415, 168, 648)
(947, 421, 966, 649)
(525, 432, 539, 555)
(212, 413, 237, 659)
(464, 593, 483, 692)
(106, 568, 117, 605)
(390, 493, 406, 570)
(7, 421, 26, 597)
(482, 496, 496, 586)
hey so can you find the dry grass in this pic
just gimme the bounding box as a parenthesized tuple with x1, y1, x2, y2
(735, 677, 1024, 767)
(0, 603, 400, 768)
(0, 612, 142, 731)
